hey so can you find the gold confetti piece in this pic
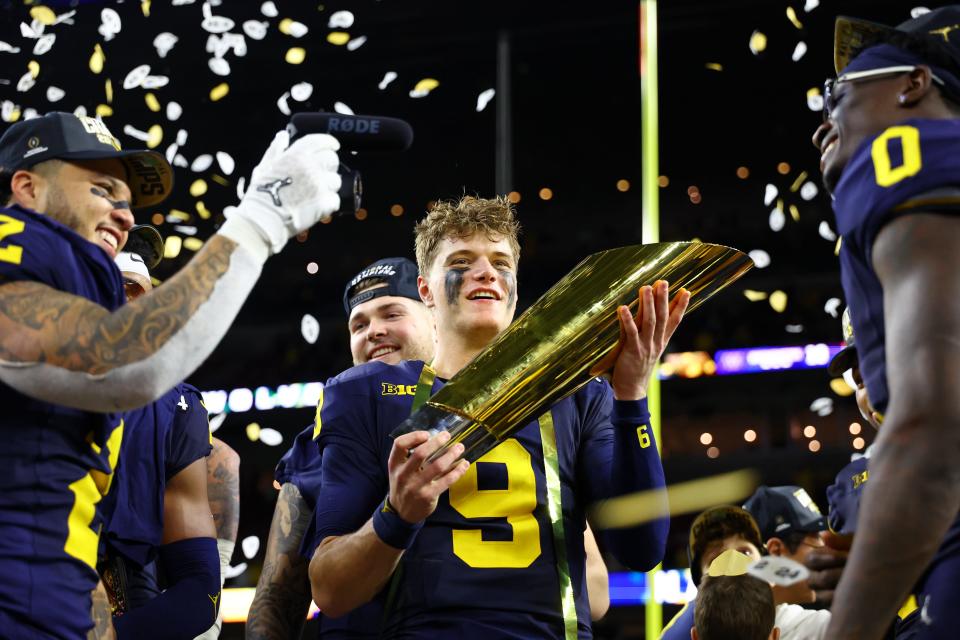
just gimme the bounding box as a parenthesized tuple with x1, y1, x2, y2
(164, 235, 182, 259)
(90, 44, 105, 74)
(830, 377, 854, 397)
(285, 47, 306, 64)
(326, 31, 349, 45)
(769, 290, 788, 313)
(743, 289, 768, 302)
(789, 204, 800, 222)
(209, 83, 229, 101)
(835, 237, 843, 256)
(168, 209, 191, 221)
(144, 92, 160, 112)
(95, 104, 113, 117)
(246, 423, 261, 441)
(705, 62, 723, 71)
(749, 30, 767, 55)
(30, 6, 57, 25)
(708, 549, 753, 578)
(141, 0, 151, 17)
(790, 170, 808, 192)
(210, 174, 230, 187)
(105, 78, 112, 103)
(776, 197, 784, 213)
(7, 108, 21, 123)
(183, 237, 204, 251)
(786, 6, 803, 29)
(413, 78, 439, 93)
(146, 124, 162, 149)
(189, 179, 208, 197)
(27, 60, 39, 79)
(196, 201, 211, 219)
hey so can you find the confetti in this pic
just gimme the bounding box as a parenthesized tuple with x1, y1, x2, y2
(747, 249, 770, 268)
(154, 32, 178, 58)
(749, 31, 767, 55)
(223, 563, 248, 580)
(705, 62, 723, 71)
(235, 179, 246, 200)
(142, 0, 151, 18)
(210, 174, 229, 187)
(196, 201, 211, 219)
(334, 101, 354, 115)
(123, 65, 151, 90)
(1, 101, 21, 123)
(763, 183, 778, 206)
(785, 324, 804, 333)
(0, 41, 22, 54)
(769, 207, 785, 232)
(20, 22, 40, 40)
(347, 36, 367, 51)
(791, 41, 807, 62)
(326, 31, 349, 45)
(216, 151, 235, 175)
(259, 428, 283, 446)
(176, 128, 188, 146)
(290, 82, 313, 102)
(830, 378, 854, 397)
(410, 78, 439, 98)
(789, 171, 808, 193)
(743, 290, 768, 302)
(167, 209, 191, 222)
(33, 33, 55, 56)
(810, 397, 834, 416)
(174, 224, 197, 235)
(164, 235, 182, 259)
(96, 104, 113, 117)
(191, 154, 213, 172)
(53, 10, 76, 26)
(201, 10, 235, 35)
(818, 220, 837, 241)
(209, 57, 231, 76)
(208, 413, 226, 433)
(804, 0, 819, 11)
(911, 7, 931, 18)
(210, 83, 230, 101)
(241, 536, 260, 559)
(146, 124, 163, 149)
(378, 71, 397, 90)
(166, 101, 183, 121)
(789, 204, 800, 222)
(189, 179, 208, 197)
(285, 48, 306, 64)
(476, 88, 495, 112)
(243, 20, 268, 40)
(144, 92, 161, 112)
(142, 76, 169, 89)
(280, 19, 309, 38)
(99, 8, 122, 41)
(89, 44, 105, 74)
(786, 7, 803, 29)
(17, 71, 36, 93)
(769, 290, 787, 313)
(27, 61, 40, 79)
(800, 181, 819, 200)
(261, 1, 278, 18)
(277, 91, 291, 115)
(824, 297, 841, 317)
(223, 33, 247, 57)
(124, 125, 150, 142)
(328, 10, 354, 29)
(73, 105, 87, 117)
(46, 85, 64, 102)
(29, 6, 57, 26)
(183, 237, 204, 251)
(23, 108, 38, 120)
(301, 314, 320, 344)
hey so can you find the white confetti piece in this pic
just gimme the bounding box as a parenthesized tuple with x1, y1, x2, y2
(209, 57, 231, 76)
(290, 82, 313, 102)
(769, 207, 785, 232)
(123, 125, 151, 142)
(329, 10, 354, 29)
(1, 101, 17, 122)
(785, 324, 804, 333)
(142, 75, 170, 90)
(174, 225, 198, 235)
(804, 0, 819, 11)
(378, 71, 397, 90)
(235, 179, 245, 200)
(824, 297, 841, 317)
(277, 91, 291, 115)
(166, 101, 183, 121)
(347, 36, 367, 51)
(259, 428, 283, 446)
(208, 413, 226, 433)
(806, 87, 823, 112)
(154, 32, 178, 58)
(911, 7, 931, 18)
(224, 33, 247, 57)
(22, 108, 38, 120)
(123, 64, 151, 90)
(748, 249, 770, 269)
(53, 10, 76, 26)
(176, 129, 189, 145)
(818, 220, 837, 241)
(791, 41, 807, 62)
(241, 536, 260, 559)
(16, 72, 35, 93)
(261, 1, 278, 18)
(476, 88, 496, 112)
(763, 183, 778, 206)
(202, 15, 235, 34)
(224, 563, 247, 580)
(73, 105, 87, 117)
(334, 101, 354, 115)
(173, 154, 189, 168)
(165, 143, 179, 163)
(810, 397, 834, 417)
(284, 21, 309, 38)
(800, 181, 819, 201)
(20, 22, 38, 39)
(206, 34, 230, 58)
(191, 154, 214, 172)
(99, 8, 121, 41)
(46, 86, 65, 102)
(301, 314, 320, 344)
(172, 0, 197, 5)
(216, 151, 235, 175)
(0, 41, 21, 54)
(32, 33, 55, 56)
(243, 20, 268, 40)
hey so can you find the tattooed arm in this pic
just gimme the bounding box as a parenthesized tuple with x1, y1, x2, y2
(207, 437, 240, 544)
(246, 483, 314, 640)
(88, 580, 116, 640)
(0, 235, 264, 411)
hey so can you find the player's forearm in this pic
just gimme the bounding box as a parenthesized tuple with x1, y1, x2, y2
(827, 415, 960, 639)
(309, 519, 403, 619)
(88, 580, 116, 640)
(247, 484, 312, 640)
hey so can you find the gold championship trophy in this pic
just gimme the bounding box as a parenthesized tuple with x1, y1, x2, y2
(390, 242, 753, 463)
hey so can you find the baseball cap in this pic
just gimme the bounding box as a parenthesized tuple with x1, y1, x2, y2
(124, 224, 164, 269)
(0, 112, 173, 208)
(743, 485, 826, 542)
(828, 307, 857, 376)
(687, 505, 764, 585)
(343, 257, 421, 316)
(115, 251, 151, 280)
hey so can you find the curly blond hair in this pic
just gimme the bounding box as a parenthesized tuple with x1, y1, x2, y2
(413, 195, 521, 275)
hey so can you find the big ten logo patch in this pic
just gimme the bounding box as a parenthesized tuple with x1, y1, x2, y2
(128, 156, 167, 197)
(851, 470, 869, 489)
(78, 116, 121, 150)
(381, 383, 417, 396)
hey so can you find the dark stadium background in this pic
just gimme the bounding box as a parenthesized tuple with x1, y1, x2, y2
(0, 0, 924, 637)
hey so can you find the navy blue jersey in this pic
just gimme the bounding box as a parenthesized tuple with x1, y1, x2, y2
(0, 205, 127, 637)
(833, 118, 960, 415)
(311, 360, 665, 639)
(659, 600, 695, 640)
(275, 424, 380, 639)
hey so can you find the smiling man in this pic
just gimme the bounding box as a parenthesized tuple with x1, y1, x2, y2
(811, 7, 960, 639)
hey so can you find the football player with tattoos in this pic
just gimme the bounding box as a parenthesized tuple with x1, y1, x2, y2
(0, 111, 340, 638)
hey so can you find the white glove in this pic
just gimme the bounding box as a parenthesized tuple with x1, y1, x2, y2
(219, 130, 341, 262)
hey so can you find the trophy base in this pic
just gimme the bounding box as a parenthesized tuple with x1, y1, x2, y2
(389, 404, 499, 464)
